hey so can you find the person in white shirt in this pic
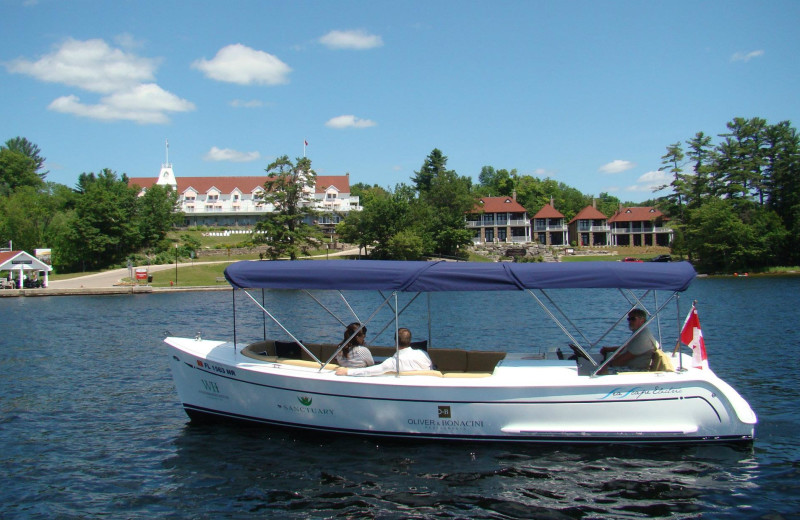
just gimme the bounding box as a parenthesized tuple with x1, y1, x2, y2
(335, 328, 431, 376)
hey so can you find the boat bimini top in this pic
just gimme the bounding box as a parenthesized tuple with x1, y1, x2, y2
(223, 260, 698, 376)
(224, 259, 696, 292)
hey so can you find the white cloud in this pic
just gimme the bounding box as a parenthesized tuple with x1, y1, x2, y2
(531, 167, 558, 178)
(203, 146, 261, 162)
(319, 29, 383, 50)
(731, 50, 764, 63)
(325, 114, 377, 129)
(49, 84, 195, 124)
(230, 99, 264, 108)
(599, 159, 636, 174)
(623, 170, 671, 193)
(192, 44, 291, 85)
(6, 37, 195, 124)
(114, 33, 145, 50)
(6, 37, 158, 93)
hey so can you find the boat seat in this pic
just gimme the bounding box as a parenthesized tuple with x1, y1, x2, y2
(369, 346, 398, 358)
(245, 340, 276, 357)
(397, 370, 443, 377)
(649, 349, 675, 372)
(279, 358, 339, 370)
(466, 351, 506, 372)
(300, 343, 325, 362)
(442, 372, 492, 378)
(428, 348, 468, 372)
(275, 340, 303, 358)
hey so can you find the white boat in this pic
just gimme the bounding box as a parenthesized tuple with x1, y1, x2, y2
(165, 260, 756, 444)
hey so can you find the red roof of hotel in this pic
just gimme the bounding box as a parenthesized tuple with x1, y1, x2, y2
(569, 205, 608, 223)
(471, 196, 528, 214)
(533, 203, 565, 219)
(607, 206, 667, 223)
(314, 175, 351, 194)
(128, 175, 350, 194)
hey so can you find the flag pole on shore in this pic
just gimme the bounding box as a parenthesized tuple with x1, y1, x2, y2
(303, 139, 308, 157)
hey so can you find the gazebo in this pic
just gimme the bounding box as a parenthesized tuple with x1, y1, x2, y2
(0, 250, 52, 289)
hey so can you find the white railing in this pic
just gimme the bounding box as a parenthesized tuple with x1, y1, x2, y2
(467, 220, 531, 228)
(612, 227, 673, 234)
(579, 225, 610, 232)
(534, 224, 567, 232)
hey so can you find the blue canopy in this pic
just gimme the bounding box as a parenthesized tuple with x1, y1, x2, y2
(224, 260, 696, 292)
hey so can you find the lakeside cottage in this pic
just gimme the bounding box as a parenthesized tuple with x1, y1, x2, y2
(532, 201, 568, 246)
(568, 202, 611, 247)
(608, 206, 673, 247)
(467, 196, 531, 244)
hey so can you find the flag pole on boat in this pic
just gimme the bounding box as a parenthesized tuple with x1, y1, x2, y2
(673, 294, 683, 371)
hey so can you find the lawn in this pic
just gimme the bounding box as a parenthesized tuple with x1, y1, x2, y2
(149, 262, 233, 287)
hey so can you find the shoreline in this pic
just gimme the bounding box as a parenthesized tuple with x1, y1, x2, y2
(0, 285, 231, 297)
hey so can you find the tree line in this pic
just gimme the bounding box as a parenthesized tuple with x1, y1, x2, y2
(657, 117, 800, 272)
(3, 116, 798, 273)
(0, 137, 181, 272)
(336, 149, 629, 260)
(339, 117, 800, 272)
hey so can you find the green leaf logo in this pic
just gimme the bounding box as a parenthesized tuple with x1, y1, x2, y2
(298, 396, 313, 406)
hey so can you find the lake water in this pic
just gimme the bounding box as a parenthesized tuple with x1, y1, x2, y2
(1, 276, 799, 519)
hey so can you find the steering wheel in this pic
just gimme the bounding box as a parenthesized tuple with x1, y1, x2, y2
(568, 343, 590, 361)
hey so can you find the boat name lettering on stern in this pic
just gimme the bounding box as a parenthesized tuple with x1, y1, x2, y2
(599, 386, 683, 400)
(407, 405, 484, 431)
(196, 359, 236, 377)
(276, 395, 334, 416)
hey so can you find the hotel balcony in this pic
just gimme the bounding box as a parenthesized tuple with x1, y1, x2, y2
(534, 224, 567, 232)
(612, 226, 672, 234)
(577, 225, 610, 232)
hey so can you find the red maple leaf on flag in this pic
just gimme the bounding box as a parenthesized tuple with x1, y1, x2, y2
(680, 304, 709, 369)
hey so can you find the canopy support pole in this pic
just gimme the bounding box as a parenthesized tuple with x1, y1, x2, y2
(372, 291, 423, 344)
(394, 291, 399, 377)
(591, 291, 679, 377)
(232, 288, 237, 354)
(303, 290, 353, 328)
(526, 289, 597, 366)
(262, 289, 267, 342)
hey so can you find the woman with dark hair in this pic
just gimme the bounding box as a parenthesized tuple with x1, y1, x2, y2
(335, 323, 375, 368)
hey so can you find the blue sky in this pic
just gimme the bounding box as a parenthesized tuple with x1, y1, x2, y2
(2, 1, 798, 203)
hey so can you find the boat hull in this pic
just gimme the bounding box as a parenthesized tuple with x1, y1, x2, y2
(166, 337, 756, 444)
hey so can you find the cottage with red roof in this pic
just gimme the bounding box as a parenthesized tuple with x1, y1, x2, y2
(608, 206, 673, 247)
(467, 196, 531, 244)
(128, 149, 361, 230)
(568, 202, 610, 246)
(532, 201, 568, 246)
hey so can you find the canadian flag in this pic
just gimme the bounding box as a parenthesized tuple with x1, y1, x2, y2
(680, 304, 709, 369)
